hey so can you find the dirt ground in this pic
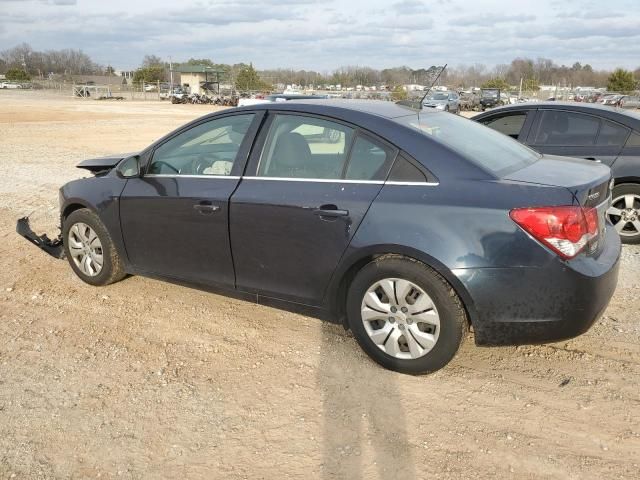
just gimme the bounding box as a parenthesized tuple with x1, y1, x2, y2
(0, 91, 638, 479)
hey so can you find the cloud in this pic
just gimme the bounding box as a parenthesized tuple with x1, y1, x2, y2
(453, 14, 537, 27)
(0, 0, 638, 71)
(392, 0, 429, 14)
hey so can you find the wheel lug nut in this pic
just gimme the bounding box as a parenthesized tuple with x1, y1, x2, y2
(390, 306, 397, 313)
(389, 317, 395, 323)
(398, 324, 405, 330)
(401, 307, 408, 313)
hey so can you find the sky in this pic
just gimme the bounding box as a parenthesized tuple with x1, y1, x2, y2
(0, 0, 639, 71)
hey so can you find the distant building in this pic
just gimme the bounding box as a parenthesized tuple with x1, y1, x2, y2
(173, 65, 226, 94)
(115, 70, 135, 81)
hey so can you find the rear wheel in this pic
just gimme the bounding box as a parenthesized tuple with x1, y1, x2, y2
(63, 209, 126, 286)
(607, 184, 640, 244)
(346, 255, 467, 374)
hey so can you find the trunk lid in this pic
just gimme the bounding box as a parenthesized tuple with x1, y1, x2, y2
(504, 154, 612, 207)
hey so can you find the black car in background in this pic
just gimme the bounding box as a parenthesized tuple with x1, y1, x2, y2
(475, 102, 640, 243)
(479, 88, 509, 110)
(20, 101, 620, 374)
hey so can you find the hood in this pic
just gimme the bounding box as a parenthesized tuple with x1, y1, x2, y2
(423, 99, 447, 107)
(77, 152, 137, 174)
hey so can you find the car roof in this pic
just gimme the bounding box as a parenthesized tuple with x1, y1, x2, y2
(266, 94, 327, 100)
(476, 101, 640, 129)
(236, 99, 420, 119)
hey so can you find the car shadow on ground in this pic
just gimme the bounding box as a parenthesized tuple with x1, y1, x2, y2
(318, 322, 417, 479)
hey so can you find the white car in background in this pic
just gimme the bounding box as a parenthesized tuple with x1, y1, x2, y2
(1, 82, 23, 89)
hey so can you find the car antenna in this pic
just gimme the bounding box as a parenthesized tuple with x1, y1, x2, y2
(395, 64, 447, 110)
(419, 64, 447, 108)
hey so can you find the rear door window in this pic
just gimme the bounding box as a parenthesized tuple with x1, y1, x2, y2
(257, 115, 354, 179)
(480, 113, 528, 139)
(532, 111, 600, 146)
(625, 131, 640, 147)
(344, 135, 394, 181)
(596, 120, 630, 147)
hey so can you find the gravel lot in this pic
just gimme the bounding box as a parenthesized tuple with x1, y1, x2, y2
(0, 91, 638, 479)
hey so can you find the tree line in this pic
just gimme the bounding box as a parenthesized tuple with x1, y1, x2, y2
(2, 43, 639, 93)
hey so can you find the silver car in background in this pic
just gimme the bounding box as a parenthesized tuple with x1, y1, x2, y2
(620, 95, 640, 109)
(422, 91, 460, 113)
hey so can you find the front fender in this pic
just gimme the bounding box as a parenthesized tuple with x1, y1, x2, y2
(60, 175, 129, 266)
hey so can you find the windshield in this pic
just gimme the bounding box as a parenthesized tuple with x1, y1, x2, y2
(482, 89, 499, 98)
(426, 93, 449, 100)
(394, 112, 540, 177)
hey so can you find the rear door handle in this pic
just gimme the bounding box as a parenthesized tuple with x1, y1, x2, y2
(585, 157, 602, 163)
(313, 204, 349, 217)
(193, 201, 220, 214)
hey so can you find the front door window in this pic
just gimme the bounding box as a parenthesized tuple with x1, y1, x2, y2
(148, 114, 255, 176)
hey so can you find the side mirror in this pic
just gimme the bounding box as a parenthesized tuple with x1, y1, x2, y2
(116, 155, 140, 178)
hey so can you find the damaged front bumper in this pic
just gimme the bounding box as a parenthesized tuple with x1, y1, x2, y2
(16, 216, 65, 259)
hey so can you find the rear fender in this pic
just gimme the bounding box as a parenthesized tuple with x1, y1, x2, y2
(325, 244, 479, 329)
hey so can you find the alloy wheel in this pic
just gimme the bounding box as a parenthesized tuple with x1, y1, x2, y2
(607, 194, 640, 237)
(67, 222, 104, 276)
(360, 278, 440, 360)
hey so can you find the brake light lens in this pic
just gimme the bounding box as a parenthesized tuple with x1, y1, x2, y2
(510, 206, 598, 259)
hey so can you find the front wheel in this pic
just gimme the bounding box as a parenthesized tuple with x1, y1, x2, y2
(346, 255, 468, 374)
(63, 208, 126, 286)
(607, 184, 640, 244)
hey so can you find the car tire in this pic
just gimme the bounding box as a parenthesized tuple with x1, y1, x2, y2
(608, 184, 640, 244)
(62, 208, 126, 286)
(346, 255, 468, 374)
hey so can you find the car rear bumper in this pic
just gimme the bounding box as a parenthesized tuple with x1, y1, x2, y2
(454, 226, 621, 346)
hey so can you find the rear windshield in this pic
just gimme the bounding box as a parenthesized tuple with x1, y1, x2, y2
(394, 112, 540, 177)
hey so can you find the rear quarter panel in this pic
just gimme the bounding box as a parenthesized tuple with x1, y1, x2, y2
(325, 178, 576, 321)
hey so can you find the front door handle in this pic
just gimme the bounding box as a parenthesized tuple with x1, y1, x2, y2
(193, 201, 220, 214)
(313, 204, 349, 217)
(584, 157, 602, 163)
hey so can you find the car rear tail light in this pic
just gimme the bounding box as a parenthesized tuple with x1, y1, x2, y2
(510, 206, 599, 259)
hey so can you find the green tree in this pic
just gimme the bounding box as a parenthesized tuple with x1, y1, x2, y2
(390, 85, 407, 101)
(186, 58, 215, 67)
(607, 68, 636, 93)
(482, 77, 510, 90)
(133, 66, 165, 83)
(235, 63, 267, 91)
(522, 78, 540, 91)
(141, 55, 164, 68)
(5, 68, 30, 81)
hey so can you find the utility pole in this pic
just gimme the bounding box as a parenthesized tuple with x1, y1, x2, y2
(519, 77, 523, 99)
(169, 56, 174, 90)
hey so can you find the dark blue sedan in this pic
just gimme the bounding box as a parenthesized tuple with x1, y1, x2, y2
(20, 100, 621, 374)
